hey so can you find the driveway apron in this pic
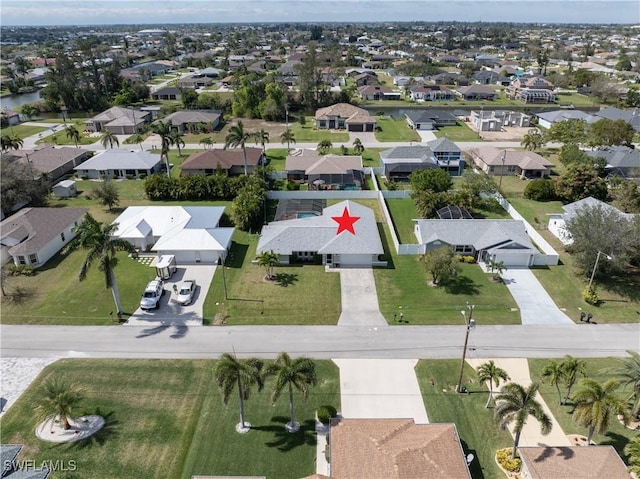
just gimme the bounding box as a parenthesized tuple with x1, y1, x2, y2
(336, 268, 387, 326)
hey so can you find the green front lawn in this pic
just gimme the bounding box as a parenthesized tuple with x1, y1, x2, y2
(0, 124, 49, 139)
(0, 250, 157, 325)
(0, 359, 341, 479)
(529, 357, 636, 461)
(434, 121, 480, 142)
(374, 117, 420, 142)
(289, 118, 349, 143)
(416, 360, 512, 479)
(205, 231, 342, 325)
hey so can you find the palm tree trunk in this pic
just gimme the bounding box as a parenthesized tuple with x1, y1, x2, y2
(485, 384, 493, 408)
(242, 145, 248, 176)
(512, 430, 521, 459)
(288, 382, 296, 427)
(61, 415, 70, 430)
(556, 383, 563, 405)
(586, 426, 594, 445)
(564, 384, 574, 405)
(109, 268, 123, 314)
(238, 379, 246, 429)
(164, 151, 171, 179)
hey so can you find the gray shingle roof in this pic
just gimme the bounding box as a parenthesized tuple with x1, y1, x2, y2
(74, 150, 162, 171)
(586, 146, 640, 168)
(257, 200, 383, 256)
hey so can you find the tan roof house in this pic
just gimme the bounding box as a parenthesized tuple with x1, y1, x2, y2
(85, 106, 150, 134)
(3, 145, 91, 181)
(285, 149, 364, 189)
(470, 146, 554, 178)
(518, 446, 630, 479)
(329, 418, 471, 479)
(180, 147, 265, 176)
(315, 103, 376, 132)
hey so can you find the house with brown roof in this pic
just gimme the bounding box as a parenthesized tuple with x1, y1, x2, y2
(315, 103, 376, 132)
(180, 147, 265, 176)
(518, 446, 630, 479)
(0, 207, 87, 268)
(507, 76, 556, 103)
(85, 106, 150, 135)
(285, 149, 364, 189)
(329, 419, 471, 479)
(358, 85, 401, 101)
(160, 110, 222, 133)
(456, 84, 498, 100)
(3, 145, 91, 181)
(469, 146, 554, 178)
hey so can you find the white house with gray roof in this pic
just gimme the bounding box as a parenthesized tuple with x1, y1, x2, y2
(257, 200, 384, 267)
(414, 219, 538, 266)
(380, 138, 463, 179)
(74, 150, 162, 179)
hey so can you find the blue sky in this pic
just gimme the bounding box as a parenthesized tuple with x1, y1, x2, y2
(1, 0, 639, 26)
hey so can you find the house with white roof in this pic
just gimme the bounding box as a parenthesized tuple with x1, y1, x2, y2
(414, 219, 538, 266)
(74, 150, 163, 179)
(111, 206, 234, 264)
(257, 200, 384, 267)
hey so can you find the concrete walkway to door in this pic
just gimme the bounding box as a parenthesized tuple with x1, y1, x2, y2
(334, 268, 388, 326)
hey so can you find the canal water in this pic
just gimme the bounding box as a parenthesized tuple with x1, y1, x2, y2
(0, 90, 42, 110)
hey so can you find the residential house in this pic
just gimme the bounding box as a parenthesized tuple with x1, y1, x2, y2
(432, 72, 468, 86)
(586, 145, 640, 179)
(111, 206, 234, 264)
(409, 84, 455, 101)
(85, 106, 150, 134)
(329, 419, 471, 479)
(52, 179, 77, 198)
(535, 109, 597, 129)
(393, 75, 425, 87)
(3, 145, 91, 181)
(199, 67, 222, 78)
(180, 147, 265, 176)
(0, 207, 87, 268)
(380, 139, 464, 179)
(74, 150, 162, 179)
(357, 85, 401, 101)
(353, 72, 378, 86)
(594, 107, 640, 132)
(285, 149, 364, 189)
(1, 110, 20, 126)
(177, 76, 214, 89)
(548, 196, 636, 245)
(518, 446, 629, 479)
(151, 86, 182, 101)
(315, 103, 376, 132)
(473, 71, 511, 86)
(469, 146, 553, 178)
(160, 110, 222, 133)
(405, 109, 457, 130)
(257, 200, 384, 267)
(470, 110, 530, 131)
(414, 219, 538, 266)
(456, 85, 498, 101)
(507, 76, 556, 103)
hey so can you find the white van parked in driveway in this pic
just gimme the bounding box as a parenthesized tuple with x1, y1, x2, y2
(140, 279, 165, 310)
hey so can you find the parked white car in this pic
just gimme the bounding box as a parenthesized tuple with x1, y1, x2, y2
(176, 280, 196, 305)
(140, 279, 165, 310)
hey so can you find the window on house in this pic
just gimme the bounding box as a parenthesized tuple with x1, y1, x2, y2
(18, 256, 26, 265)
(29, 253, 38, 264)
(61, 232, 65, 242)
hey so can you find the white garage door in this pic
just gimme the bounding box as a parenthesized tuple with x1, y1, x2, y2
(337, 254, 372, 266)
(162, 250, 220, 264)
(494, 251, 532, 267)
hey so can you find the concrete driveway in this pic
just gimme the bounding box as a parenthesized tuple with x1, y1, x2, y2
(416, 130, 437, 142)
(125, 265, 216, 327)
(502, 268, 574, 325)
(336, 268, 387, 326)
(334, 358, 428, 424)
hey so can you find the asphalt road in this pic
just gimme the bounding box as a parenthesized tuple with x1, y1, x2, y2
(2, 323, 638, 360)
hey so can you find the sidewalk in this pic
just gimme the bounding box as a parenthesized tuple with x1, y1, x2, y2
(0, 357, 59, 416)
(466, 358, 571, 447)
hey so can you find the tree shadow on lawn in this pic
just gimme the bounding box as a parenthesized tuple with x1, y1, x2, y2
(442, 275, 481, 295)
(63, 409, 119, 451)
(253, 416, 316, 452)
(226, 241, 249, 268)
(274, 273, 298, 287)
(460, 438, 485, 479)
(600, 431, 631, 458)
(599, 272, 640, 303)
(376, 223, 395, 269)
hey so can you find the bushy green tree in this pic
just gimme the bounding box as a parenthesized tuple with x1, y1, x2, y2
(588, 118, 635, 147)
(93, 180, 120, 211)
(555, 162, 607, 203)
(420, 247, 460, 286)
(524, 178, 556, 201)
(409, 168, 453, 194)
(231, 176, 267, 231)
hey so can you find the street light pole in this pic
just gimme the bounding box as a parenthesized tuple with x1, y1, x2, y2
(218, 257, 228, 300)
(456, 303, 475, 393)
(588, 251, 612, 291)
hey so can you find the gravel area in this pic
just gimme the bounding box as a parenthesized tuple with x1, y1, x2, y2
(1, 357, 59, 416)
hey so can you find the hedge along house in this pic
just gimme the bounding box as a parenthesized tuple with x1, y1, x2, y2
(257, 200, 385, 267)
(413, 219, 538, 267)
(74, 150, 163, 180)
(110, 206, 234, 264)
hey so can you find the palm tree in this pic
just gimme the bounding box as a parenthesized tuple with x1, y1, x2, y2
(624, 436, 640, 476)
(317, 139, 333, 154)
(224, 121, 257, 176)
(169, 129, 185, 157)
(280, 128, 295, 151)
(255, 128, 270, 154)
(199, 137, 213, 150)
(129, 133, 145, 151)
(572, 378, 630, 445)
(1, 134, 23, 152)
(100, 130, 120, 149)
(353, 137, 364, 155)
(213, 353, 266, 433)
(257, 250, 279, 280)
(151, 121, 175, 178)
(65, 213, 134, 315)
(35, 378, 85, 430)
(477, 360, 509, 408)
(561, 355, 586, 404)
(64, 125, 81, 148)
(606, 350, 640, 420)
(541, 359, 566, 405)
(520, 129, 545, 151)
(266, 352, 317, 432)
(494, 382, 552, 459)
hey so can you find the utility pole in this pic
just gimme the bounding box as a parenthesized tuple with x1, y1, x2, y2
(456, 303, 476, 393)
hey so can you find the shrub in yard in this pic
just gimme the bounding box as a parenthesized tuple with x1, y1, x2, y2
(455, 254, 465, 262)
(496, 448, 521, 473)
(285, 180, 300, 191)
(384, 179, 399, 190)
(524, 178, 557, 201)
(463, 255, 476, 264)
(582, 286, 599, 305)
(317, 405, 337, 425)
